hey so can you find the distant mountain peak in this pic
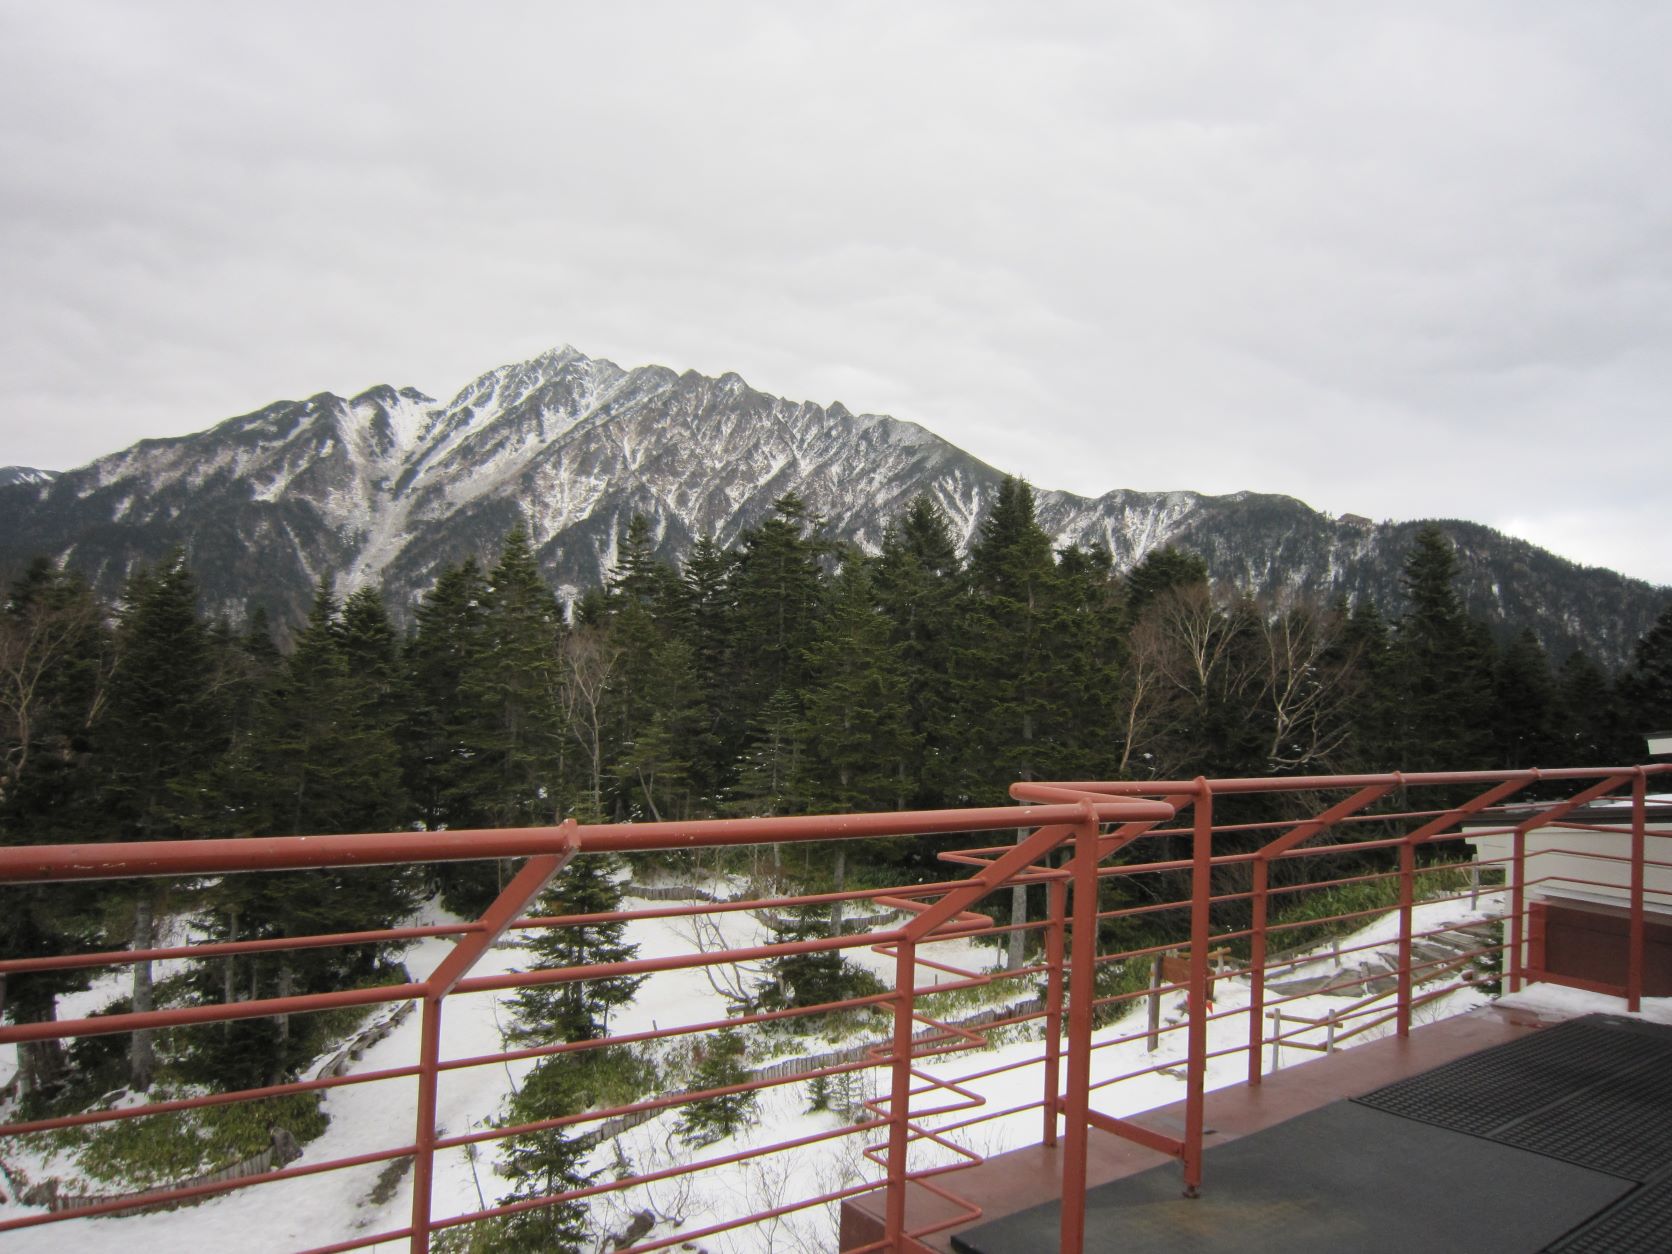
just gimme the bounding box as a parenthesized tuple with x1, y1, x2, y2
(0, 345, 1664, 667)
(0, 465, 57, 488)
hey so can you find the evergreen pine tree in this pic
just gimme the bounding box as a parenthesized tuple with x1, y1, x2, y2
(469, 528, 565, 827)
(676, 1028, 757, 1147)
(1389, 526, 1494, 771)
(1336, 597, 1396, 769)
(510, 854, 644, 1044)
(725, 494, 829, 719)
(1121, 546, 1210, 629)
(615, 633, 705, 821)
(99, 552, 228, 1091)
(196, 579, 416, 1084)
(1491, 628, 1561, 769)
(1051, 543, 1126, 779)
(492, 1060, 598, 1254)
(798, 560, 916, 814)
(960, 477, 1066, 798)
(401, 558, 491, 834)
(874, 496, 965, 809)
(670, 536, 735, 805)
(495, 853, 649, 1252)
(960, 478, 1067, 966)
(1554, 649, 1628, 765)
(798, 559, 918, 912)
(603, 516, 684, 820)
(729, 687, 805, 819)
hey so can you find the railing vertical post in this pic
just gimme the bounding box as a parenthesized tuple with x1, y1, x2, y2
(1396, 841, 1416, 1037)
(1182, 780, 1211, 1199)
(1629, 771, 1647, 1013)
(407, 826, 577, 1252)
(884, 938, 918, 1250)
(1509, 826, 1527, 993)
(1059, 814, 1100, 1254)
(1246, 857, 1268, 1086)
(1043, 877, 1068, 1147)
(409, 993, 443, 1254)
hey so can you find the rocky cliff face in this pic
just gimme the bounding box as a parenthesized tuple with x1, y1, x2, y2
(1, 346, 1663, 665)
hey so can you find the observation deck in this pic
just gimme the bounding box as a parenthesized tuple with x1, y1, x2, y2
(1, 766, 1668, 1252)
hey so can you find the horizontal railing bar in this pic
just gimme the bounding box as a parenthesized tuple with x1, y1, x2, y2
(0, 1062, 420, 1138)
(0, 1143, 416, 1234)
(0, 800, 1176, 884)
(0, 922, 477, 977)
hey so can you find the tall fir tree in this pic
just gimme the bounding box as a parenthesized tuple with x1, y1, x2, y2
(1555, 649, 1628, 765)
(1389, 526, 1495, 771)
(1491, 628, 1561, 769)
(603, 515, 684, 820)
(1335, 597, 1397, 769)
(874, 496, 965, 809)
(960, 477, 1067, 798)
(99, 552, 228, 1090)
(724, 493, 829, 723)
(469, 529, 565, 821)
(401, 558, 491, 834)
(960, 478, 1067, 966)
(671, 535, 736, 806)
(195, 579, 416, 1085)
(798, 559, 917, 922)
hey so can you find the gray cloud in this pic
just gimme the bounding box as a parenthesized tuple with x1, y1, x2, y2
(2, 1, 1668, 583)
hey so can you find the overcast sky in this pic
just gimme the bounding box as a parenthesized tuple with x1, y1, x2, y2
(2, 2, 1669, 584)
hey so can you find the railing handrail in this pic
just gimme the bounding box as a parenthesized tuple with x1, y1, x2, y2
(2, 763, 1668, 1254)
(0, 798, 1177, 884)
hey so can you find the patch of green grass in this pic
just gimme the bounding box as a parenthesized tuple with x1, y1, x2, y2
(44, 1091, 326, 1190)
(1264, 863, 1473, 958)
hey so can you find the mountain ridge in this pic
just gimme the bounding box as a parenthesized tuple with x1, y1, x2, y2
(1, 346, 1664, 667)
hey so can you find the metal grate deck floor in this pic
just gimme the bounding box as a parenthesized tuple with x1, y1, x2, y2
(1547, 1173, 1672, 1253)
(952, 1014, 1672, 1253)
(1352, 1013, 1672, 1147)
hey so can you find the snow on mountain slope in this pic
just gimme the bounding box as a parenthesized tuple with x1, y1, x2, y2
(0, 347, 1662, 665)
(0, 467, 57, 489)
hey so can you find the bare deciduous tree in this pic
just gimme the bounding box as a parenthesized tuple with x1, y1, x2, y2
(557, 625, 622, 821)
(1254, 591, 1360, 773)
(0, 583, 108, 798)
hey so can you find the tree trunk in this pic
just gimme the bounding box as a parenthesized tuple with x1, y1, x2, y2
(130, 895, 156, 1092)
(222, 907, 239, 1038)
(829, 848, 847, 937)
(272, 961, 295, 1084)
(1007, 760, 1033, 971)
(1007, 839, 1028, 970)
(14, 989, 68, 1100)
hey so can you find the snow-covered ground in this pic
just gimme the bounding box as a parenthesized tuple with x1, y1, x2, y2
(0, 884, 1577, 1253)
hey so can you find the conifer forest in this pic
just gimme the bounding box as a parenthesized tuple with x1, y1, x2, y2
(3, 480, 1670, 1247)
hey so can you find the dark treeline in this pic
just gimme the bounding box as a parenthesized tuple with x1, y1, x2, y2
(3, 482, 1670, 1105)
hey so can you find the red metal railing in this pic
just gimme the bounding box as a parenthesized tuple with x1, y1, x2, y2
(1, 767, 1667, 1252)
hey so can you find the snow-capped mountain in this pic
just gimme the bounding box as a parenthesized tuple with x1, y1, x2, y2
(0, 466, 57, 488)
(0, 347, 1664, 665)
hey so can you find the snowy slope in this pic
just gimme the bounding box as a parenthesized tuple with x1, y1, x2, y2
(1, 885, 1588, 1253)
